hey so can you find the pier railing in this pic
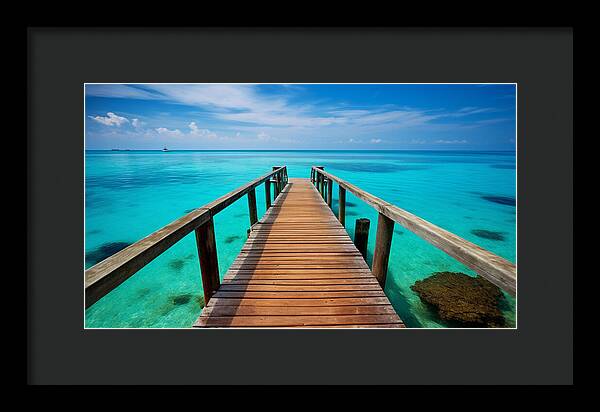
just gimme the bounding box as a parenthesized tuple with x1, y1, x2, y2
(85, 166, 289, 308)
(311, 166, 516, 296)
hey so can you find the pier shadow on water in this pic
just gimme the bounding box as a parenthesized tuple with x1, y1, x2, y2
(384, 275, 424, 328)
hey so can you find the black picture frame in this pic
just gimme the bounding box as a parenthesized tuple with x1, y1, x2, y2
(27, 27, 573, 385)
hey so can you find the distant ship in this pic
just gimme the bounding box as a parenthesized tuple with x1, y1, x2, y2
(162, 146, 169, 152)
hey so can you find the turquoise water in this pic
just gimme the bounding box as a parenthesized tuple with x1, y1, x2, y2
(85, 150, 516, 328)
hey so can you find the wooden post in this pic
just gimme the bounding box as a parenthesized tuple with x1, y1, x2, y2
(338, 186, 346, 226)
(372, 213, 394, 288)
(264, 179, 271, 210)
(327, 178, 333, 207)
(310, 169, 314, 183)
(279, 170, 284, 193)
(354, 218, 370, 260)
(248, 187, 258, 226)
(321, 178, 327, 198)
(272, 167, 280, 198)
(315, 166, 324, 191)
(195, 217, 220, 305)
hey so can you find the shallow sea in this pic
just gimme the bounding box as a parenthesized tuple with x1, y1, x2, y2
(85, 150, 516, 328)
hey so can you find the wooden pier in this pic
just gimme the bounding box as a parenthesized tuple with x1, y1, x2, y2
(85, 165, 516, 328)
(194, 178, 404, 328)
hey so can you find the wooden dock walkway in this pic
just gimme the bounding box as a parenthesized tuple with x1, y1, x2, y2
(86, 165, 515, 329)
(193, 178, 405, 328)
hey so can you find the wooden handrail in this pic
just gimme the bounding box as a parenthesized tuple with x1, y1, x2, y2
(85, 166, 287, 308)
(311, 166, 516, 296)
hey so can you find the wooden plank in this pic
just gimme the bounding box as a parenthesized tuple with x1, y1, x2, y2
(194, 314, 403, 327)
(217, 284, 384, 292)
(200, 305, 398, 317)
(221, 278, 380, 285)
(206, 297, 394, 307)
(212, 291, 387, 299)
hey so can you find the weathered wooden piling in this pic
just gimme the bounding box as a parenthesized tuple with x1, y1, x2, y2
(338, 186, 346, 226)
(247, 187, 258, 226)
(195, 217, 220, 304)
(264, 179, 271, 209)
(354, 218, 370, 260)
(372, 213, 394, 288)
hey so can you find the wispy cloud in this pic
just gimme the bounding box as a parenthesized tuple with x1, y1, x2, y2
(435, 139, 468, 144)
(87, 85, 450, 130)
(86, 85, 162, 100)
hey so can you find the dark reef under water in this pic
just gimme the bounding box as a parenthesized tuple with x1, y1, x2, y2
(224, 235, 243, 244)
(86, 241, 132, 267)
(471, 229, 506, 241)
(332, 198, 359, 208)
(411, 271, 506, 328)
(481, 195, 516, 206)
(330, 162, 428, 173)
(169, 258, 186, 271)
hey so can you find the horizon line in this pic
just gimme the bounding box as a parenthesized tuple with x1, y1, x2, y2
(85, 148, 516, 152)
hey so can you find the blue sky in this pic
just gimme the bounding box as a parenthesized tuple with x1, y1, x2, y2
(85, 84, 516, 150)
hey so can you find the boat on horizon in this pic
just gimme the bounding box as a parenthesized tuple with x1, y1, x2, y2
(162, 146, 169, 152)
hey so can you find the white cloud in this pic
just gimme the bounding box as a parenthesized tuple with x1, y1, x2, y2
(370, 138, 382, 144)
(156, 127, 183, 137)
(131, 118, 142, 128)
(410, 139, 427, 144)
(188, 122, 217, 138)
(257, 132, 271, 141)
(435, 139, 468, 144)
(89, 112, 129, 126)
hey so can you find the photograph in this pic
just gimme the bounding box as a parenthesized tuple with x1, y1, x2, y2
(84, 83, 517, 329)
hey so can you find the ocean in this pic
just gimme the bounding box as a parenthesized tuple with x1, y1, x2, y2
(85, 150, 516, 328)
